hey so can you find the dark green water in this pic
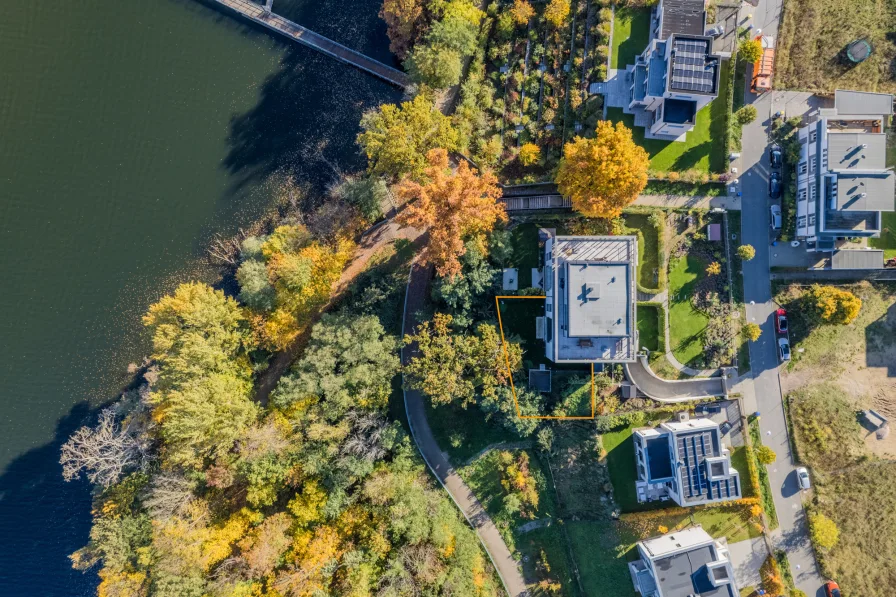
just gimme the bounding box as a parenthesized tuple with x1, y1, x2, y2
(0, 0, 399, 592)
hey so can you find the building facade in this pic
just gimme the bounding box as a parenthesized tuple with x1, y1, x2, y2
(543, 232, 638, 363)
(796, 89, 895, 267)
(630, 526, 739, 597)
(633, 416, 741, 507)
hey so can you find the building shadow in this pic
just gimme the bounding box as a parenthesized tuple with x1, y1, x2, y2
(864, 301, 896, 376)
(0, 401, 108, 596)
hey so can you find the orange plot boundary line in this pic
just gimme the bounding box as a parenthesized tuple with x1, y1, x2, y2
(495, 295, 596, 420)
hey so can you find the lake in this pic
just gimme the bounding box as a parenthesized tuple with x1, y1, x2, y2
(0, 0, 399, 592)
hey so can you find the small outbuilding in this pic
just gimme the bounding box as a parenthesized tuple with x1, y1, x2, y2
(707, 223, 722, 241)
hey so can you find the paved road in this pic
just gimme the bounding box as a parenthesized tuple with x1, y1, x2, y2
(624, 357, 726, 401)
(737, 3, 825, 589)
(401, 264, 529, 597)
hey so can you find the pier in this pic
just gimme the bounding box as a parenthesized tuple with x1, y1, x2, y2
(209, 0, 411, 89)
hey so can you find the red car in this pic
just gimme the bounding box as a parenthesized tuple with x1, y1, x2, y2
(775, 308, 788, 334)
(824, 581, 841, 597)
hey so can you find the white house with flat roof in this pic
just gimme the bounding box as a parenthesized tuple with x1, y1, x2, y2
(630, 526, 739, 597)
(796, 89, 895, 268)
(543, 232, 638, 363)
(633, 416, 741, 507)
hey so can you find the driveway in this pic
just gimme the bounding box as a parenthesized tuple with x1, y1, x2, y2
(624, 356, 727, 401)
(727, 537, 766, 589)
(736, 24, 826, 595)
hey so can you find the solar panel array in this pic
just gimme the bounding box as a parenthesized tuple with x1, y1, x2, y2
(670, 38, 716, 93)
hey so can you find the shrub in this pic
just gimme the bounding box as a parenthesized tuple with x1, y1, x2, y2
(808, 511, 840, 550)
(706, 261, 722, 275)
(736, 105, 758, 125)
(737, 244, 756, 261)
(756, 445, 777, 464)
(743, 322, 762, 342)
(760, 555, 786, 597)
(738, 39, 763, 63)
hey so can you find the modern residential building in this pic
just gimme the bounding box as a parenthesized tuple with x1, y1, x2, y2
(633, 415, 741, 507)
(796, 89, 895, 268)
(630, 526, 739, 597)
(542, 231, 638, 363)
(626, 0, 721, 139)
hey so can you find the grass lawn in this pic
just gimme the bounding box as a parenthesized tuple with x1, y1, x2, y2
(425, 401, 520, 463)
(618, 501, 761, 548)
(668, 254, 710, 367)
(776, 0, 896, 93)
(509, 223, 541, 287)
(643, 180, 726, 197)
(637, 304, 660, 352)
(602, 425, 641, 513)
(869, 211, 896, 258)
(624, 213, 661, 290)
(607, 105, 725, 174)
(729, 447, 756, 498)
(747, 420, 779, 530)
(567, 521, 638, 597)
(611, 6, 650, 69)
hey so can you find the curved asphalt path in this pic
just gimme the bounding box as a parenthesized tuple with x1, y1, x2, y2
(625, 356, 727, 401)
(401, 264, 529, 597)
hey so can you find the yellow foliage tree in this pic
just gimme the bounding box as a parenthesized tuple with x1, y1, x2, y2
(274, 525, 344, 597)
(510, 0, 535, 25)
(807, 284, 862, 324)
(556, 121, 649, 218)
(396, 148, 505, 279)
(706, 261, 722, 275)
(809, 511, 840, 550)
(518, 142, 541, 166)
(544, 0, 570, 28)
(743, 322, 762, 342)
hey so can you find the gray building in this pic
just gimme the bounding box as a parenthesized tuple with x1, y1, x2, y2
(630, 525, 739, 597)
(633, 416, 741, 507)
(543, 232, 638, 363)
(796, 89, 895, 267)
(627, 0, 721, 139)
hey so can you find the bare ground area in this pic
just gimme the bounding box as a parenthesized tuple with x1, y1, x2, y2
(776, 0, 896, 93)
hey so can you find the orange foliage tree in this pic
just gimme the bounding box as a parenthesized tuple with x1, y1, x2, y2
(380, 0, 423, 59)
(396, 148, 505, 278)
(556, 121, 649, 218)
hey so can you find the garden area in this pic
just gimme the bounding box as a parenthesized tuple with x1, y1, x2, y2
(775, 0, 896, 94)
(610, 6, 650, 70)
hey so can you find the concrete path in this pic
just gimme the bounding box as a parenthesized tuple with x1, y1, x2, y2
(727, 536, 767, 589)
(735, 1, 825, 589)
(401, 264, 529, 597)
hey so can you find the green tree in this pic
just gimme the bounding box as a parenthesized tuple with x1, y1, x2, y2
(357, 93, 460, 181)
(809, 511, 840, 550)
(744, 322, 762, 342)
(806, 285, 862, 324)
(736, 105, 758, 125)
(431, 241, 499, 328)
(756, 445, 777, 464)
(737, 244, 756, 261)
(406, 44, 464, 89)
(237, 258, 275, 311)
(333, 175, 389, 222)
(739, 39, 763, 63)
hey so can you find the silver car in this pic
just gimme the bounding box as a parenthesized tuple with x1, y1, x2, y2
(778, 337, 791, 362)
(797, 467, 811, 490)
(770, 204, 782, 230)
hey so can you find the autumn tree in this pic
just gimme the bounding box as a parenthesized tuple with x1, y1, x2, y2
(809, 511, 840, 550)
(396, 148, 505, 278)
(739, 39, 763, 63)
(510, 0, 535, 26)
(404, 313, 522, 407)
(497, 451, 540, 517)
(544, 0, 570, 28)
(806, 284, 862, 325)
(743, 322, 762, 342)
(358, 94, 460, 181)
(518, 142, 541, 166)
(556, 121, 649, 218)
(380, 0, 423, 59)
(706, 261, 722, 275)
(756, 445, 777, 464)
(737, 244, 756, 261)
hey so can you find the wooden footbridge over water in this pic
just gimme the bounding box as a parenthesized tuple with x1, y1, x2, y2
(209, 0, 410, 89)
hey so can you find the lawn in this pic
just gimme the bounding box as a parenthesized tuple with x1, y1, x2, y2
(868, 211, 896, 258)
(776, 0, 896, 94)
(509, 223, 541, 288)
(567, 521, 638, 597)
(624, 213, 662, 291)
(617, 501, 761, 547)
(602, 424, 641, 513)
(747, 420, 779, 530)
(729, 447, 755, 499)
(606, 105, 726, 174)
(425, 400, 520, 463)
(498, 296, 549, 368)
(637, 303, 660, 353)
(611, 6, 650, 70)
(668, 254, 711, 367)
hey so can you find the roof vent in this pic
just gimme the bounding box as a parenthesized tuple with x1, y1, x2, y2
(862, 192, 868, 198)
(862, 143, 868, 149)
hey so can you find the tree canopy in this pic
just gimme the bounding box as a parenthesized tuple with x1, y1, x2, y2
(544, 0, 570, 28)
(380, 0, 423, 59)
(556, 121, 649, 218)
(357, 93, 460, 181)
(806, 285, 862, 325)
(739, 39, 763, 64)
(396, 148, 505, 278)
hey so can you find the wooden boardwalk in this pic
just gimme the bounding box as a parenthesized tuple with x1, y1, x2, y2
(499, 194, 571, 211)
(209, 0, 410, 88)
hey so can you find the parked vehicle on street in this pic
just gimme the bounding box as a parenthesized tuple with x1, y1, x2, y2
(706, 24, 725, 38)
(751, 36, 775, 93)
(797, 466, 812, 490)
(824, 580, 841, 597)
(770, 145, 783, 168)
(775, 308, 788, 334)
(770, 204, 782, 229)
(769, 172, 782, 199)
(778, 337, 791, 361)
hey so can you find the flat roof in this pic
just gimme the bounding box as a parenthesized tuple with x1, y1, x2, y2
(660, 0, 706, 38)
(835, 89, 894, 116)
(642, 526, 713, 558)
(832, 249, 884, 270)
(566, 262, 629, 337)
(827, 132, 887, 171)
(835, 172, 895, 211)
(653, 545, 733, 597)
(669, 36, 718, 95)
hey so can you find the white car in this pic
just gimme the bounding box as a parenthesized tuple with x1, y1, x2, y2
(797, 467, 811, 490)
(778, 337, 791, 362)
(770, 204, 782, 230)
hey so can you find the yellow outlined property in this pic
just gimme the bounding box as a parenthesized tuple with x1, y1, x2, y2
(495, 295, 596, 420)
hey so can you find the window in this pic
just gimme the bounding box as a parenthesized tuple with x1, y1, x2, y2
(797, 215, 807, 228)
(809, 158, 816, 174)
(799, 161, 808, 175)
(810, 185, 817, 201)
(808, 214, 816, 226)
(798, 188, 808, 202)
(809, 129, 817, 143)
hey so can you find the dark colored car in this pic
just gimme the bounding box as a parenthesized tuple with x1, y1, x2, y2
(824, 580, 841, 597)
(769, 172, 782, 199)
(770, 145, 783, 168)
(775, 308, 788, 334)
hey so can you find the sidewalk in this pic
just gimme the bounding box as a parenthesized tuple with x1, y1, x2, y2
(634, 193, 741, 210)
